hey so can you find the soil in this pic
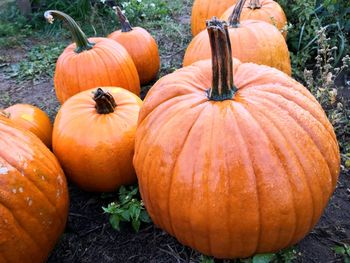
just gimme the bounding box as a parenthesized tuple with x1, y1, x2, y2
(1, 7, 350, 263)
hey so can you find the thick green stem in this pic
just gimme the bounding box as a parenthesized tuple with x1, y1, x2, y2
(115, 6, 133, 32)
(207, 18, 237, 101)
(44, 10, 94, 53)
(248, 0, 262, 9)
(229, 0, 247, 27)
(93, 88, 117, 114)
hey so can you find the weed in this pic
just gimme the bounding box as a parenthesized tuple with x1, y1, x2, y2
(10, 43, 65, 81)
(102, 186, 151, 232)
(304, 27, 350, 173)
(334, 244, 350, 263)
(0, 4, 32, 47)
(276, 0, 349, 80)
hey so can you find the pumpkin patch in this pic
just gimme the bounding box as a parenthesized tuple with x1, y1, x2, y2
(0, 0, 348, 262)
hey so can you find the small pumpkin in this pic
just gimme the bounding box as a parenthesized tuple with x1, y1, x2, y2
(134, 19, 339, 259)
(191, 0, 238, 36)
(184, 0, 291, 75)
(52, 87, 142, 192)
(44, 10, 140, 103)
(0, 117, 68, 263)
(108, 7, 160, 85)
(221, 0, 288, 39)
(1, 104, 53, 148)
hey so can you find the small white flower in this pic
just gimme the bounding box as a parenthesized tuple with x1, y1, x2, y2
(100, 0, 106, 3)
(150, 3, 155, 8)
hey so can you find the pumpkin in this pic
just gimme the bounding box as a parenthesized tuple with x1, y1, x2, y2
(52, 87, 142, 192)
(184, 0, 291, 75)
(221, 0, 288, 39)
(108, 7, 160, 85)
(191, 0, 237, 36)
(44, 10, 140, 104)
(0, 117, 68, 263)
(134, 19, 340, 259)
(1, 104, 53, 148)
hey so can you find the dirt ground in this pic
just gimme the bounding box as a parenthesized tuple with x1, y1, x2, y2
(1, 6, 349, 263)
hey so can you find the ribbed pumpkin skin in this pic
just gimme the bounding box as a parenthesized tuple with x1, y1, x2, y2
(54, 37, 140, 103)
(191, 0, 238, 36)
(4, 104, 53, 148)
(221, 0, 288, 39)
(0, 117, 68, 263)
(108, 27, 160, 85)
(184, 20, 291, 75)
(53, 87, 142, 192)
(134, 60, 340, 258)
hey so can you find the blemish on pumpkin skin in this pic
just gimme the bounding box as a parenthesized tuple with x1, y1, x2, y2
(12, 189, 17, 194)
(25, 197, 33, 206)
(18, 187, 24, 193)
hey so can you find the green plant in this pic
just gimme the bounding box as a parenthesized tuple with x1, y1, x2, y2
(303, 27, 350, 173)
(120, 0, 170, 23)
(0, 4, 32, 47)
(334, 244, 350, 263)
(11, 43, 65, 80)
(103, 186, 151, 232)
(199, 248, 297, 262)
(276, 0, 349, 79)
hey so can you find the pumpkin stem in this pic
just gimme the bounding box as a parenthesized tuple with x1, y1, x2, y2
(44, 10, 95, 53)
(115, 6, 133, 32)
(207, 18, 237, 101)
(248, 0, 262, 9)
(93, 88, 117, 114)
(229, 0, 247, 27)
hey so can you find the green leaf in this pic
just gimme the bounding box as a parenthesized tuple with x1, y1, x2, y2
(140, 210, 151, 223)
(109, 214, 120, 231)
(200, 255, 214, 263)
(252, 253, 275, 263)
(132, 219, 141, 232)
(334, 246, 346, 255)
(121, 210, 130, 221)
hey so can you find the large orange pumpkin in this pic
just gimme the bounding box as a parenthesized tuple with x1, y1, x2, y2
(108, 7, 160, 85)
(2, 104, 53, 148)
(191, 0, 237, 36)
(184, 0, 291, 75)
(53, 87, 142, 192)
(134, 19, 340, 259)
(221, 0, 288, 39)
(44, 10, 140, 104)
(0, 117, 68, 263)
